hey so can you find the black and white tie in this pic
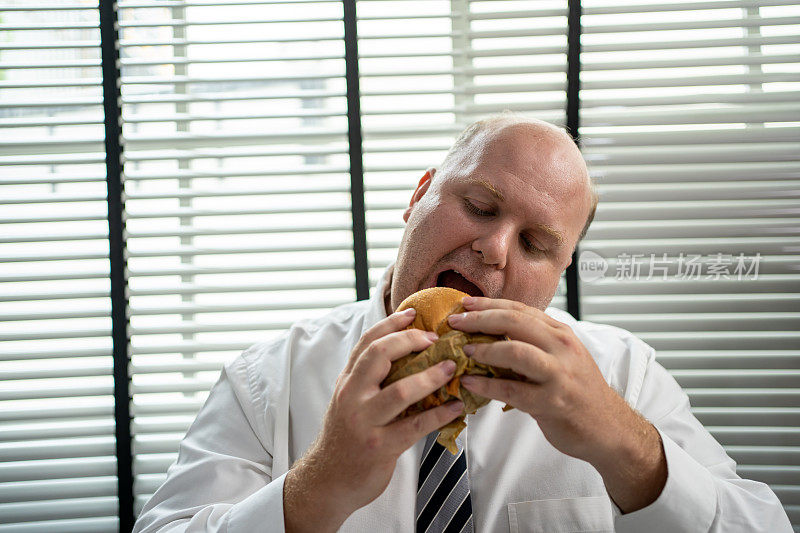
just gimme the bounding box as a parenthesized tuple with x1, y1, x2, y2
(416, 431, 474, 533)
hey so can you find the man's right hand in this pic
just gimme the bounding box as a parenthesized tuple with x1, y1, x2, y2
(283, 307, 464, 532)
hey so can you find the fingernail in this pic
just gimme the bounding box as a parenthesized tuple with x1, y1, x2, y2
(401, 308, 416, 317)
(440, 359, 456, 375)
(448, 400, 464, 412)
(460, 375, 476, 386)
(462, 296, 476, 306)
(463, 344, 475, 356)
(425, 331, 439, 342)
(447, 313, 465, 324)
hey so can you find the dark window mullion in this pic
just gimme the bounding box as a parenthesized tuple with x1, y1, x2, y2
(565, 0, 582, 320)
(343, 0, 369, 301)
(99, 0, 133, 529)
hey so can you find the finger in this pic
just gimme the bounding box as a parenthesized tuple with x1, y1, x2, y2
(447, 308, 561, 352)
(351, 328, 439, 386)
(461, 296, 527, 312)
(343, 308, 417, 374)
(460, 375, 537, 413)
(465, 340, 554, 383)
(383, 400, 464, 455)
(463, 296, 565, 327)
(369, 359, 457, 425)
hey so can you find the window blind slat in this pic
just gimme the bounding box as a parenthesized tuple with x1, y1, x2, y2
(639, 332, 800, 351)
(1, 364, 111, 381)
(592, 162, 800, 184)
(686, 389, 800, 408)
(0, 404, 114, 423)
(583, 15, 800, 34)
(0, 438, 116, 462)
(0, 477, 116, 503)
(585, 294, 800, 314)
(0, 348, 111, 363)
(117, 0, 334, 6)
(0, 420, 115, 442)
(582, 0, 798, 14)
(583, 106, 800, 128)
(598, 181, 799, 201)
(0, 386, 113, 402)
(656, 351, 800, 369)
(583, 91, 800, 110)
(0, 517, 119, 533)
(581, 33, 798, 52)
(131, 400, 205, 417)
(0, 457, 116, 483)
(0, 497, 118, 525)
(589, 215, 799, 232)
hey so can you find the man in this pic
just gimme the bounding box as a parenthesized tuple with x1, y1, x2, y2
(133, 114, 791, 532)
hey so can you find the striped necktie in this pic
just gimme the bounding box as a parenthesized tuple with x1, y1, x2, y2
(416, 431, 474, 533)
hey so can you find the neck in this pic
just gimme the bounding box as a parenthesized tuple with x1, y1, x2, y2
(383, 265, 394, 316)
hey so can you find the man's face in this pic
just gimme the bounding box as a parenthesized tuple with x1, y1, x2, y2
(389, 122, 593, 313)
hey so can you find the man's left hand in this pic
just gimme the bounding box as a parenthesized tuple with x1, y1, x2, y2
(447, 296, 668, 513)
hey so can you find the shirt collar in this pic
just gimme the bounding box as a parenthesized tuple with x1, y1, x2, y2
(361, 261, 395, 337)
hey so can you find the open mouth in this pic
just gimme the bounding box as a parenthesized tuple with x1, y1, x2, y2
(436, 270, 484, 297)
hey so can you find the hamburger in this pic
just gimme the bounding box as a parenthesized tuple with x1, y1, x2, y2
(381, 287, 523, 454)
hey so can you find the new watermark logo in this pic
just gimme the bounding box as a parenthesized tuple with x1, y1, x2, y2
(578, 250, 608, 282)
(578, 252, 762, 282)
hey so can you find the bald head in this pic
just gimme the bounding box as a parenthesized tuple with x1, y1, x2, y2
(439, 114, 599, 247)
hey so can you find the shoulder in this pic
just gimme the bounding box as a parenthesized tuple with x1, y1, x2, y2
(232, 299, 372, 377)
(545, 306, 656, 404)
(220, 299, 373, 440)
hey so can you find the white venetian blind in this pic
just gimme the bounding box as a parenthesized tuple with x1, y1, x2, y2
(4, 1, 798, 530)
(0, 2, 120, 532)
(576, 0, 800, 527)
(114, 0, 355, 515)
(359, 0, 570, 311)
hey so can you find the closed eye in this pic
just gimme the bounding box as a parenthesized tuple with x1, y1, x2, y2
(521, 234, 545, 254)
(463, 198, 493, 217)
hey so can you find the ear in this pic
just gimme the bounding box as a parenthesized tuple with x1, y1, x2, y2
(402, 167, 435, 222)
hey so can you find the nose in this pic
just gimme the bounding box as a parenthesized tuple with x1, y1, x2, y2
(472, 226, 510, 269)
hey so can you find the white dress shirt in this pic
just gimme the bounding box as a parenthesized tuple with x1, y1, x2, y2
(133, 263, 791, 533)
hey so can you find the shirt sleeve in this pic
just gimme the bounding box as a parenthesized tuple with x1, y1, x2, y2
(132, 346, 287, 533)
(613, 353, 792, 533)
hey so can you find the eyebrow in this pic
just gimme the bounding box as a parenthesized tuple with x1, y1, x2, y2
(465, 178, 565, 246)
(537, 224, 565, 246)
(467, 177, 506, 202)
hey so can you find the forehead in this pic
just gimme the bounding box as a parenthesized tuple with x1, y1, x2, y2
(442, 124, 589, 240)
